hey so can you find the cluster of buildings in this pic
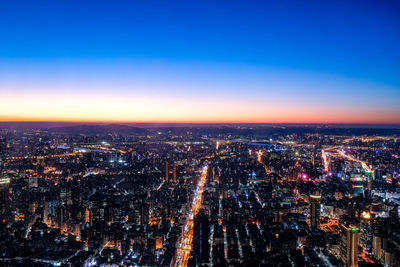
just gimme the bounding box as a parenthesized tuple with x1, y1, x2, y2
(0, 126, 399, 266)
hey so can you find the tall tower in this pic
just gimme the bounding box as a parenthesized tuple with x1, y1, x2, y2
(340, 224, 359, 267)
(0, 173, 10, 215)
(193, 209, 210, 264)
(173, 163, 177, 183)
(165, 161, 169, 182)
(310, 192, 321, 228)
(359, 211, 372, 251)
(140, 203, 149, 225)
(85, 208, 91, 224)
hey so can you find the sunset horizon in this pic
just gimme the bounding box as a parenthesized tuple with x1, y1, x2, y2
(1, 1, 400, 124)
(1, 118, 400, 126)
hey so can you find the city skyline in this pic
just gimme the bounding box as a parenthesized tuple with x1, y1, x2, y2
(1, 1, 400, 123)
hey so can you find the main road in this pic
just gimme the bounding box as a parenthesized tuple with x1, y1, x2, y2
(173, 165, 208, 267)
(321, 147, 372, 173)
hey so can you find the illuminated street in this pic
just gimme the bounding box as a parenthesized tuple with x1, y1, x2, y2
(174, 165, 208, 267)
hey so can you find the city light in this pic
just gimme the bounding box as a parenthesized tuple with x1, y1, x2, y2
(361, 211, 371, 220)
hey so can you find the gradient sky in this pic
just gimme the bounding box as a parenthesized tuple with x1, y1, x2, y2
(1, 0, 400, 123)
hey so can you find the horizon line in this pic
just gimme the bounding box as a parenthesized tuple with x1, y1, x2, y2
(1, 120, 400, 126)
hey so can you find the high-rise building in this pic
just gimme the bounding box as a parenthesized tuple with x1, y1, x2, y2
(56, 206, 67, 230)
(372, 235, 382, 261)
(0, 173, 10, 215)
(193, 209, 210, 264)
(141, 203, 149, 225)
(310, 192, 321, 228)
(359, 211, 372, 251)
(85, 208, 91, 224)
(340, 224, 359, 267)
(0, 138, 7, 171)
(165, 161, 169, 182)
(173, 163, 177, 183)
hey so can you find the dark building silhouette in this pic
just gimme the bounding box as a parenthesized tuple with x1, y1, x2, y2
(0, 173, 10, 215)
(193, 209, 210, 264)
(165, 161, 169, 182)
(310, 192, 321, 228)
(340, 224, 359, 267)
(141, 203, 149, 225)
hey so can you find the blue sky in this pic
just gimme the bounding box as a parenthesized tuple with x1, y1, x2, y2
(0, 0, 399, 123)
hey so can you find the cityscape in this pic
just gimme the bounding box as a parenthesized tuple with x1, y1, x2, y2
(0, 124, 399, 266)
(1, 1, 400, 266)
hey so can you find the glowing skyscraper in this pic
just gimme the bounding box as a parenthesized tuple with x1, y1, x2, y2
(173, 163, 177, 183)
(165, 161, 169, 182)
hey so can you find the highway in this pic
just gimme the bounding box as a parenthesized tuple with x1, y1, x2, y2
(4, 152, 77, 162)
(321, 149, 329, 172)
(3, 145, 126, 163)
(256, 150, 271, 174)
(321, 148, 372, 173)
(336, 149, 372, 173)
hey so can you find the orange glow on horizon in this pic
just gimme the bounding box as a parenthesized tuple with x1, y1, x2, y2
(1, 91, 399, 125)
(1, 59, 400, 126)
(0, 116, 400, 125)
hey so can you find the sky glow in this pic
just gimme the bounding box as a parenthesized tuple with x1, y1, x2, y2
(1, 1, 399, 124)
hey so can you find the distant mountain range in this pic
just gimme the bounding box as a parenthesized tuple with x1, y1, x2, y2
(47, 124, 400, 136)
(0, 121, 399, 136)
(50, 124, 149, 135)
